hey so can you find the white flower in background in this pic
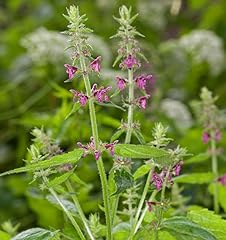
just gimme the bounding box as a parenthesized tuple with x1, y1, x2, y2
(160, 98, 193, 130)
(179, 30, 225, 76)
(137, 0, 172, 30)
(21, 27, 70, 65)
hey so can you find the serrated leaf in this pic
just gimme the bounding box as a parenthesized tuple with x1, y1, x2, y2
(184, 153, 209, 165)
(114, 144, 168, 159)
(188, 208, 226, 240)
(12, 228, 59, 240)
(65, 102, 81, 120)
(113, 169, 134, 195)
(134, 229, 176, 240)
(162, 216, 216, 240)
(174, 173, 214, 184)
(46, 195, 77, 215)
(110, 129, 125, 142)
(0, 149, 83, 177)
(47, 171, 74, 188)
(133, 164, 151, 180)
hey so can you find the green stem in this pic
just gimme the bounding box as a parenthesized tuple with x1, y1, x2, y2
(211, 133, 219, 213)
(65, 181, 95, 240)
(78, 54, 112, 240)
(125, 69, 134, 144)
(129, 168, 153, 239)
(134, 190, 158, 235)
(47, 185, 85, 240)
(161, 168, 171, 201)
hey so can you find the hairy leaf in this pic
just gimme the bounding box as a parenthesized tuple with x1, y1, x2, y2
(188, 208, 226, 240)
(175, 172, 214, 184)
(114, 144, 168, 159)
(133, 164, 151, 180)
(0, 149, 83, 177)
(208, 183, 226, 212)
(47, 171, 74, 188)
(110, 129, 125, 142)
(113, 169, 134, 195)
(162, 216, 216, 240)
(12, 228, 59, 240)
(65, 102, 81, 120)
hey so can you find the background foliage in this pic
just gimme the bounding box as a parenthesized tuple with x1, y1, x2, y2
(0, 0, 226, 235)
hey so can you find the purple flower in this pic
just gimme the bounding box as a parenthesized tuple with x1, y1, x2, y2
(202, 132, 210, 144)
(152, 172, 163, 191)
(120, 54, 140, 69)
(218, 174, 226, 186)
(94, 150, 101, 160)
(105, 140, 119, 155)
(135, 74, 153, 90)
(138, 96, 150, 109)
(215, 130, 222, 142)
(173, 161, 183, 176)
(115, 76, 127, 90)
(92, 84, 112, 103)
(146, 201, 153, 212)
(90, 56, 101, 72)
(64, 64, 78, 80)
(70, 89, 88, 106)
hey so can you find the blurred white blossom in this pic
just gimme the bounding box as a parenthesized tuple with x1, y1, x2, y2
(137, 0, 172, 30)
(160, 98, 193, 130)
(21, 27, 70, 65)
(179, 30, 225, 76)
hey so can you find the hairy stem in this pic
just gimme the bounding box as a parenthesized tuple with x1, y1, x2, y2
(129, 167, 154, 239)
(211, 132, 219, 213)
(161, 168, 171, 201)
(65, 181, 95, 240)
(78, 53, 112, 240)
(125, 69, 134, 144)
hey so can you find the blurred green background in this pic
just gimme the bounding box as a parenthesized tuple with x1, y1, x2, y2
(0, 0, 226, 235)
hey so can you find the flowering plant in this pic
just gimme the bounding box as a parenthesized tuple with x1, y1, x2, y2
(1, 5, 226, 240)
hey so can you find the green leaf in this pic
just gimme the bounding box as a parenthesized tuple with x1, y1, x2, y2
(184, 153, 209, 165)
(133, 164, 151, 180)
(46, 195, 77, 215)
(208, 183, 226, 212)
(113, 169, 134, 195)
(47, 171, 74, 188)
(110, 129, 125, 142)
(134, 229, 176, 240)
(174, 173, 214, 184)
(114, 144, 168, 159)
(188, 208, 226, 240)
(0, 230, 10, 240)
(12, 228, 59, 240)
(112, 222, 130, 240)
(65, 102, 81, 120)
(162, 216, 216, 240)
(0, 149, 83, 177)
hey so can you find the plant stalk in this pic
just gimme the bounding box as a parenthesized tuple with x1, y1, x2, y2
(210, 133, 219, 213)
(66, 180, 95, 240)
(78, 53, 112, 240)
(129, 168, 153, 239)
(160, 168, 171, 201)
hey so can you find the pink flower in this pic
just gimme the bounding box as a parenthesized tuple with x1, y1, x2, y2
(105, 140, 119, 155)
(92, 84, 112, 103)
(64, 64, 78, 80)
(138, 96, 150, 109)
(135, 74, 153, 90)
(69, 89, 88, 106)
(120, 54, 140, 69)
(115, 76, 127, 90)
(215, 130, 222, 142)
(152, 172, 163, 191)
(218, 174, 226, 185)
(146, 201, 153, 212)
(94, 150, 101, 160)
(172, 161, 183, 176)
(202, 132, 210, 144)
(90, 56, 101, 72)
